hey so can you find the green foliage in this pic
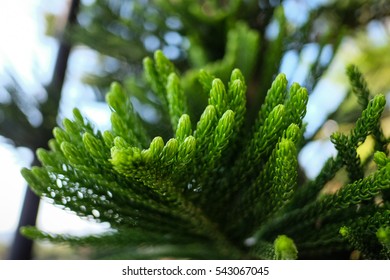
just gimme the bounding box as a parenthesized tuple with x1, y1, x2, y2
(274, 235, 298, 260)
(21, 50, 390, 259)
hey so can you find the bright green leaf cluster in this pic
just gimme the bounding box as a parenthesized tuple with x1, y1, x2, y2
(21, 51, 390, 260)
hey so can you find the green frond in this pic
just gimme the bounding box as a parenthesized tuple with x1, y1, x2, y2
(209, 109, 235, 166)
(154, 50, 176, 87)
(166, 73, 188, 131)
(253, 137, 297, 219)
(250, 235, 298, 260)
(208, 78, 229, 118)
(250, 239, 275, 259)
(346, 66, 388, 153)
(198, 69, 215, 94)
(284, 84, 308, 127)
(21, 226, 225, 260)
(254, 103, 286, 153)
(274, 235, 298, 260)
(240, 104, 286, 180)
(374, 151, 390, 169)
(143, 50, 177, 112)
(21, 50, 390, 260)
(61, 141, 91, 166)
(377, 227, 390, 244)
(331, 132, 363, 181)
(82, 132, 110, 161)
(324, 170, 388, 213)
(227, 69, 247, 131)
(288, 156, 342, 210)
(285, 123, 301, 144)
(143, 56, 165, 101)
(256, 162, 390, 242)
(291, 93, 386, 210)
(330, 94, 385, 180)
(377, 227, 390, 258)
(177, 136, 196, 166)
(52, 127, 69, 144)
(106, 82, 149, 147)
(194, 105, 218, 162)
(102, 130, 115, 148)
(271, 139, 298, 207)
(351, 94, 386, 144)
(339, 209, 390, 259)
(256, 73, 288, 128)
(36, 148, 60, 168)
(21, 167, 48, 197)
(175, 114, 192, 142)
(228, 123, 299, 238)
(346, 64, 371, 109)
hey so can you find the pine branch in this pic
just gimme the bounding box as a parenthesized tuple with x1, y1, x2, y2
(21, 51, 390, 260)
(346, 64, 371, 109)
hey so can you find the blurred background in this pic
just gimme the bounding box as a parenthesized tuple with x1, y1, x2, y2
(0, 0, 112, 259)
(1, 0, 390, 259)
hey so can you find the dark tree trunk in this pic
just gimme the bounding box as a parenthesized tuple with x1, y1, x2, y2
(8, 179, 40, 259)
(8, 0, 80, 260)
